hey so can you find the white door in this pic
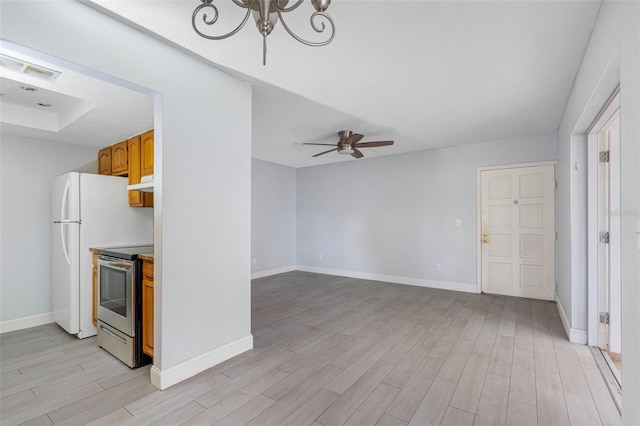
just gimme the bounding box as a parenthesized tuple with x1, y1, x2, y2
(480, 165, 556, 300)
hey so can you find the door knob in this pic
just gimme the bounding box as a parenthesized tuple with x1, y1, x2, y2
(482, 232, 489, 244)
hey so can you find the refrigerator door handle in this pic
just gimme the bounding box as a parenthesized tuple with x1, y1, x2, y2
(61, 180, 70, 222)
(60, 223, 71, 265)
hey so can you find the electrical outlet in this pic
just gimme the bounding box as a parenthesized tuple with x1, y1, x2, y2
(436, 263, 441, 271)
(456, 219, 462, 228)
(252, 258, 256, 264)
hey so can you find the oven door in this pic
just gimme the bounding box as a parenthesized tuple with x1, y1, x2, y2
(97, 256, 135, 337)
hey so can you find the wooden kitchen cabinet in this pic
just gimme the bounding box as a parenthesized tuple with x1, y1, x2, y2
(142, 258, 154, 358)
(140, 130, 154, 177)
(98, 147, 112, 175)
(128, 133, 153, 208)
(92, 252, 98, 326)
(111, 140, 128, 176)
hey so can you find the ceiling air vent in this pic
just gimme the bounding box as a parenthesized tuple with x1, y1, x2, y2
(0, 54, 61, 83)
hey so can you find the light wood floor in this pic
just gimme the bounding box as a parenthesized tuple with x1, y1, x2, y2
(1, 271, 621, 425)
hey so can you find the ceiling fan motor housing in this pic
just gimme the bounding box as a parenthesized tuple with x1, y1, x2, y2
(337, 130, 354, 154)
(338, 141, 354, 155)
(338, 130, 353, 140)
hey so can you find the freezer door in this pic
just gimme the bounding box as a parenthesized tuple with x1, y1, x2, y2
(52, 172, 80, 222)
(52, 172, 80, 334)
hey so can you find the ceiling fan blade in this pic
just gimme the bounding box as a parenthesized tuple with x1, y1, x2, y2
(345, 133, 364, 145)
(303, 143, 338, 146)
(355, 141, 394, 148)
(351, 149, 364, 159)
(312, 148, 338, 157)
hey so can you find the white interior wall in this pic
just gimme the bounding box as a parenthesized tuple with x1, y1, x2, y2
(556, 1, 640, 422)
(296, 133, 557, 287)
(251, 159, 296, 275)
(0, 1, 252, 388)
(0, 134, 97, 325)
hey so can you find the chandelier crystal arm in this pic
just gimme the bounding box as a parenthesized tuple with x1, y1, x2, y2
(276, 10, 335, 47)
(192, 2, 253, 41)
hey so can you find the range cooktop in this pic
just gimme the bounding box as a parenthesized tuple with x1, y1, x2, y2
(97, 245, 153, 260)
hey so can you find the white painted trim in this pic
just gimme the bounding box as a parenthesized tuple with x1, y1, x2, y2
(587, 91, 621, 349)
(587, 132, 599, 346)
(476, 160, 558, 172)
(569, 49, 620, 348)
(556, 294, 588, 344)
(251, 265, 296, 280)
(0, 313, 54, 334)
(296, 265, 477, 294)
(476, 161, 558, 297)
(150, 334, 253, 390)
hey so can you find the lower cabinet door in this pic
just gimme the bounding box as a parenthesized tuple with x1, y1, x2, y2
(142, 277, 154, 357)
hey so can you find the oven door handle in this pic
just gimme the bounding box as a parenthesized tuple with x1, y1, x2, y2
(99, 324, 128, 345)
(99, 260, 133, 272)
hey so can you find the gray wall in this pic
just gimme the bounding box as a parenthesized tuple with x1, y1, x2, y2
(296, 134, 557, 285)
(0, 135, 97, 322)
(1, 0, 252, 377)
(556, 1, 640, 422)
(251, 159, 296, 274)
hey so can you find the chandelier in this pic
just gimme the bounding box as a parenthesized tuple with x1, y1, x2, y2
(192, 0, 335, 65)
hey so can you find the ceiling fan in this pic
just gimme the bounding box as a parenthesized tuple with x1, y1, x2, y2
(304, 130, 394, 159)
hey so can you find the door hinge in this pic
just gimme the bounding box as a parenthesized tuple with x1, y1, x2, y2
(600, 231, 610, 244)
(599, 312, 610, 325)
(599, 150, 610, 163)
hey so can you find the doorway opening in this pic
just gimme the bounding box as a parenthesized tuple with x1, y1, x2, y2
(587, 90, 622, 409)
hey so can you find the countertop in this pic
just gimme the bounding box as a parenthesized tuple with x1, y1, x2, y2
(138, 253, 154, 261)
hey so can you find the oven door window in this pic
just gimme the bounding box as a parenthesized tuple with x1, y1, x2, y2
(100, 266, 128, 317)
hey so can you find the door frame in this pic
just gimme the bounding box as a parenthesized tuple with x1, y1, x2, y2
(587, 90, 621, 348)
(476, 161, 558, 294)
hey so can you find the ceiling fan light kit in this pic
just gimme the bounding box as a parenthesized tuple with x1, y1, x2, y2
(304, 130, 394, 159)
(192, 0, 336, 65)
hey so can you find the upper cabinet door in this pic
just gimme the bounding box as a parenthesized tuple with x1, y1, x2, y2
(141, 130, 154, 176)
(111, 140, 128, 176)
(98, 147, 112, 175)
(128, 135, 143, 207)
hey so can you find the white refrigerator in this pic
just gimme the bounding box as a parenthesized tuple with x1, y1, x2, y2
(52, 172, 153, 338)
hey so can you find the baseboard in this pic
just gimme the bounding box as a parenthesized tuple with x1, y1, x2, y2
(556, 294, 588, 344)
(150, 334, 253, 390)
(251, 265, 296, 280)
(296, 265, 478, 293)
(0, 312, 54, 334)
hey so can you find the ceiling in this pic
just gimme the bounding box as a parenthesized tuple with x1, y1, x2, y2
(2, 1, 601, 167)
(0, 48, 153, 148)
